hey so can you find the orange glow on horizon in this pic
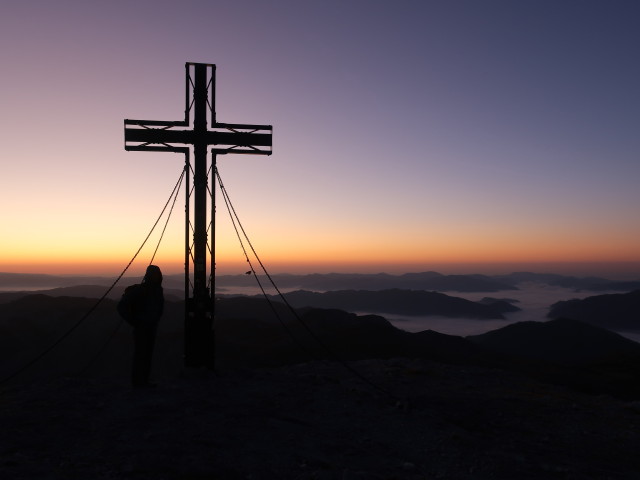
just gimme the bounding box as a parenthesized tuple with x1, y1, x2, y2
(2, 247, 639, 278)
(2, 220, 639, 277)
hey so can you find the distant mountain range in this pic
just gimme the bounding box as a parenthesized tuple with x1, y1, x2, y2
(2, 294, 640, 399)
(0, 272, 186, 291)
(495, 272, 640, 292)
(217, 271, 640, 292)
(4, 270, 639, 328)
(251, 289, 520, 319)
(216, 271, 519, 292)
(3, 270, 638, 294)
(0, 286, 518, 319)
(0, 285, 184, 304)
(548, 289, 640, 331)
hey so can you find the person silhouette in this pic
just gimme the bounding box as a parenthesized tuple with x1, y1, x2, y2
(130, 265, 164, 388)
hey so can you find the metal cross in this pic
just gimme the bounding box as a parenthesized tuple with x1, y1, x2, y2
(124, 62, 272, 368)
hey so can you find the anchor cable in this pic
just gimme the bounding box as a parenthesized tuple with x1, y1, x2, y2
(81, 168, 185, 375)
(0, 169, 186, 385)
(215, 169, 396, 399)
(216, 168, 320, 361)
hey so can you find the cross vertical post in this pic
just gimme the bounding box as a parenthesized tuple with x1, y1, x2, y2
(190, 63, 212, 368)
(124, 62, 273, 369)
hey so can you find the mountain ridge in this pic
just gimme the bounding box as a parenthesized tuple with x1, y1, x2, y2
(2, 293, 640, 399)
(250, 289, 519, 318)
(548, 289, 640, 331)
(3, 270, 639, 293)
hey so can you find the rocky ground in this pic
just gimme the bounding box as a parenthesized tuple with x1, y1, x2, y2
(2, 358, 640, 479)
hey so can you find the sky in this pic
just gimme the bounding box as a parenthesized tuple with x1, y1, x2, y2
(1, 0, 639, 278)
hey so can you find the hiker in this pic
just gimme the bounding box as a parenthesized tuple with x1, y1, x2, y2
(130, 265, 165, 388)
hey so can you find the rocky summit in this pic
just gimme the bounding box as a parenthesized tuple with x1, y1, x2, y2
(3, 358, 640, 479)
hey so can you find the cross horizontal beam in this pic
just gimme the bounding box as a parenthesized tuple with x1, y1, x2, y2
(124, 121, 272, 155)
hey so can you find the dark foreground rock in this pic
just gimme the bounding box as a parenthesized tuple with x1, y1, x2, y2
(3, 294, 640, 478)
(2, 358, 640, 480)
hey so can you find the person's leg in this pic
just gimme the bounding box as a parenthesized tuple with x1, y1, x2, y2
(132, 325, 157, 386)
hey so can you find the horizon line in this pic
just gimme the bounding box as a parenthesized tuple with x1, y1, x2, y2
(1, 261, 640, 281)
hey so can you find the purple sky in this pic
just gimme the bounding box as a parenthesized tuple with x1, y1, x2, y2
(1, 1, 639, 277)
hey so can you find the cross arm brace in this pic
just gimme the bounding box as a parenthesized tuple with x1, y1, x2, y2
(216, 123, 273, 131)
(125, 145, 189, 154)
(124, 119, 188, 127)
(212, 146, 272, 155)
(125, 127, 272, 148)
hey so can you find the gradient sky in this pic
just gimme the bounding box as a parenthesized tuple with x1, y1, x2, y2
(1, 0, 639, 277)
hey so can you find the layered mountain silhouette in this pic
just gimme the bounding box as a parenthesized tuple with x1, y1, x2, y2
(0, 285, 184, 303)
(3, 270, 639, 293)
(0, 272, 185, 291)
(215, 296, 488, 367)
(469, 317, 640, 366)
(217, 271, 519, 292)
(215, 270, 640, 292)
(1, 286, 519, 319)
(468, 317, 640, 398)
(2, 294, 640, 399)
(251, 289, 519, 318)
(547, 289, 640, 331)
(496, 271, 640, 291)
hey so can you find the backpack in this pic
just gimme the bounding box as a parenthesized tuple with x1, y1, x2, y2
(117, 284, 144, 325)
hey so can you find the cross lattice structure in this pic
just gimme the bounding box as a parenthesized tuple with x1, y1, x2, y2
(124, 62, 272, 368)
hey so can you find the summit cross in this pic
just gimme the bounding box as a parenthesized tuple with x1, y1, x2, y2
(124, 62, 272, 368)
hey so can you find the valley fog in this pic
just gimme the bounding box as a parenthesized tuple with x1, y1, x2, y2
(220, 282, 639, 341)
(2, 274, 637, 342)
(385, 283, 640, 342)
